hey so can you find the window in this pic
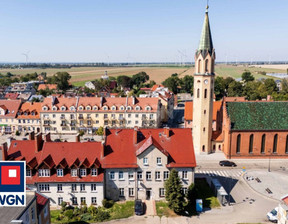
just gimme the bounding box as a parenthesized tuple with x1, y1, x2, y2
(197, 88, 200, 98)
(205, 59, 209, 72)
(58, 197, 63, 205)
(157, 157, 162, 165)
(128, 171, 134, 180)
(57, 169, 63, 177)
(71, 169, 77, 177)
(155, 171, 161, 180)
(26, 169, 31, 177)
(91, 184, 97, 192)
(149, 114, 153, 119)
(80, 184, 85, 192)
(39, 169, 50, 177)
(91, 168, 97, 176)
(143, 157, 148, 165)
(128, 113, 131, 118)
(204, 89, 207, 98)
(236, 134, 241, 153)
(118, 171, 124, 180)
(249, 134, 254, 154)
(137, 171, 143, 180)
(164, 171, 169, 180)
(110, 171, 115, 180)
(129, 188, 134, 197)
(159, 188, 165, 197)
(72, 197, 77, 205)
(72, 184, 77, 192)
(135, 106, 141, 111)
(261, 134, 266, 154)
(39, 184, 50, 192)
(91, 197, 97, 204)
(286, 135, 288, 154)
(31, 207, 35, 222)
(146, 172, 152, 181)
(182, 187, 188, 195)
(119, 188, 124, 197)
(135, 114, 139, 118)
(80, 169, 86, 177)
(57, 184, 63, 192)
(273, 134, 278, 153)
(182, 171, 188, 180)
(81, 197, 86, 205)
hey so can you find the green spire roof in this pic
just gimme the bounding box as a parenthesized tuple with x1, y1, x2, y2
(198, 6, 213, 54)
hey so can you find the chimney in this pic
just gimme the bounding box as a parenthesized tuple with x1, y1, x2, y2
(133, 127, 138, 144)
(1, 143, 8, 161)
(101, 141, 105, 158)
(100, 97, 103, 107)
(29, 131, 35, 140)
(44, 133, 51, 142)
(75, 134, 80, 142)
(164, 127, 170, 137)
(35, 133, 43, 152)
(132, 96, 136, 105)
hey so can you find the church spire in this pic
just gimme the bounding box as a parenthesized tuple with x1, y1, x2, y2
(198, 4, 213, 55)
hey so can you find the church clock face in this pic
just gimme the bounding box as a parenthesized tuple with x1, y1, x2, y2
(204, 79, 208, 84)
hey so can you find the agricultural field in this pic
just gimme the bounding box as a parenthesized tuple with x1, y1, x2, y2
(0, 64, 286, 87)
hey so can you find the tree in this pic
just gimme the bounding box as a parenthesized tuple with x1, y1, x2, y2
(263, 78, 277, 95)
(47, 72, 71, 91)
(96, 126, 104, 136)
(214, 76, 226, 100)
(180, 75, 194, 94)
(162, 76, 181, 94)
(164, 169, 185, 214)
(281, 79, 288, 94)
(243, 81, 261, 100)
(227, 81, 243, 97)
(117, 75, 132, 88)
(131, 72, 149, 87)
(241, 71, 254, 83)
(186, 183, 197, 206)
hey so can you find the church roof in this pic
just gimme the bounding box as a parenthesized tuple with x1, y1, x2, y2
(226, 101, 288, 131)
(197, 6, 214, 56)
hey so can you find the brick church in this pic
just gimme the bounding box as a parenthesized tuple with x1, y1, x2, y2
(187, 6, 288, 159)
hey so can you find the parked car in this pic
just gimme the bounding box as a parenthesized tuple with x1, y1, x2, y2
(267, 207, 278, 223)
(219, 160, 237, 167)
(135, 199, 144, 216)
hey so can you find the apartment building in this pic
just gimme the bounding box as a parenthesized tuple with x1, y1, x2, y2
(40, 96, 161, 134)
(2, 127, 196, 207)
(0, 99, 22, 134)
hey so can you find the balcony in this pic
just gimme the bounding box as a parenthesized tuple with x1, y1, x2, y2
(78, 116, 84, 120)
(60, 116, 65, 120)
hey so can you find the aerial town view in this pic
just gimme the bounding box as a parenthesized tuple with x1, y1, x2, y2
(1, 1, 288, 224)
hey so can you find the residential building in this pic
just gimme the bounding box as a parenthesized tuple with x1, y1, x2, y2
(38, 84, 57, 91)
(0, 99, 22, 134)
(5, 82, 36, 95)
(17, 102, 41, 133)
(2, 127, 196, 206)
(278, 195, 288, 224)
(36, 192, 51, 224)
(84, 81, 95, 90)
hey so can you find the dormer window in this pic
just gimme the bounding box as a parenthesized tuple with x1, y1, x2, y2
(52, 106, 57, 111)
(126, 106, 132, 110)
(39, 169, 50, 177)
(111, 106, 116, 111)
(26, 169, 31, 177)
(57, 169, 63, 177)
(120, 106, 125, 110)
(42, 106, 48, 111)
(31, 112, 35, 116)
(78, 106, 83, 111)
(24, 112, 28, 115)
(86, 106, 91, 110)
(80, 169, 86, 177)
(103, 106, 108, 110)
(135, 106, 141, 111)
(71, 169, 77, 177)
(146, 106, 151, 111)
(91, 168, 97, 176)
(93, 106, 98, 110)
(61, 106, 66, 111)
(70, 106, 75, 111)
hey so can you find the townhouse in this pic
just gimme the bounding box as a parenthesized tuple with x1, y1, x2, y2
(1, 127, 196, 207)
(0, 99, 22, 134)
(40, 96, 161, 134)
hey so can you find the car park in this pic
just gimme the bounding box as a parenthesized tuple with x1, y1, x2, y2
(219, 160, 237, 167)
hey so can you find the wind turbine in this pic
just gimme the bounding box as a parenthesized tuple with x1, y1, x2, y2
(178, 50, 187, 66)
(22, 51, 30, 64)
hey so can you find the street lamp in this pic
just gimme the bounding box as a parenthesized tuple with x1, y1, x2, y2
(268, 149, 271, 172)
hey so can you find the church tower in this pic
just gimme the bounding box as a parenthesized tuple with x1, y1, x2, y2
(192, 5, 215, 154)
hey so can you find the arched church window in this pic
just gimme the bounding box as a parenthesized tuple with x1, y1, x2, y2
(261, 134, 266, 154)
(204, 89, 207, 98)
(273, 134, 278, 153)
(198, 59, 202, 73)
(205, 59, 209, 72)
(197, 89, 200, 98)
(236, 134, 241, 153)
(249, 134, 254, 154)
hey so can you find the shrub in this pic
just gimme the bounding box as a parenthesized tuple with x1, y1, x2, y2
(80, 205, 88, 214)
(15, 130, 20, 136)
(60, 201, 67, 213)
(64, 209, 74, 220)
(96, 126, 104, 136)
(102, 199, 114, 208)
(80, 213, 93, 222)
(79, 130, 85, 137)
(88, 205, 97, 215)
(94, 208, 110, 222)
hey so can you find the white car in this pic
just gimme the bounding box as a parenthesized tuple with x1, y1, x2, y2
(267, 207, 278, 223)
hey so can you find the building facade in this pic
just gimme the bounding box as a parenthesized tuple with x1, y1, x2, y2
(17, 102, 41, 133)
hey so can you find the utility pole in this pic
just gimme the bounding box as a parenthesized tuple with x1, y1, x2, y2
(268, 149, 271, 172)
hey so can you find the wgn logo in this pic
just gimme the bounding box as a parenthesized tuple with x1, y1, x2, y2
(0, 161, 26, 206)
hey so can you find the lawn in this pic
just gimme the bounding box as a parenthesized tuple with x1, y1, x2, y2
(155, 201, 176, 217)
(50, 201, 134, 224)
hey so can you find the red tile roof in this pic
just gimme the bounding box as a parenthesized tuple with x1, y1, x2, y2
(151, 84, 164, 91)
(0, 99, 22, 118)
(4, 93, 19, 100)
(41, 96, 77, 112)
(38, 84, 57, 91)
(18, 102, 41, 119)
(184, 101, 223, 121)
(103, 128, 196, 168)
(212, 131, 223, 142)
(35, 192, 49, 214)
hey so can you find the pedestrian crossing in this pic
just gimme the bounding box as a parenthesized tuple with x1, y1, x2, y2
(195, 169, 243, 178)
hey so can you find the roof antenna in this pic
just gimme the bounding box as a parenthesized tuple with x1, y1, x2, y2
(206, 0, 209, 12)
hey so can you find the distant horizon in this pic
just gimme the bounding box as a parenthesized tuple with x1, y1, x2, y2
(1, 1, 288, 63)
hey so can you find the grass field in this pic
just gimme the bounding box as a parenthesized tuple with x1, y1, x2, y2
(0, 64, 286, 87)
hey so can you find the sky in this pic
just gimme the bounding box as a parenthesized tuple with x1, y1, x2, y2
(0, 0, 287, 63)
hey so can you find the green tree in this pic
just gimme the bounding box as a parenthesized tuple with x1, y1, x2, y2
(180, 75, 194, 94)
(164, 169, 185, 214)
(263, 78, 277, 95)
(214, 76, 226, 100)
(281, 79, 288, 94)
(55, 72, 71, 90)
(96, 126, 104, 135)
(117, 75, 132, 88)
(131, 72, 149, 87)
(227, 81, 243, 97)
(162, 76, 181, 94)
(241, 71, 254, 83)
(243, 81, 261, 100)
